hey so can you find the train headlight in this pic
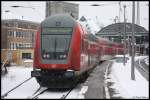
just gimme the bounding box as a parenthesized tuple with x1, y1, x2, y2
(63, 54, 66, 58)
(59, 54, 67, 59)
(43, 54, 47, 58)
(43, 53, 50, 59)
(46, 54, 50, 59)
(64, 70, 74, 78)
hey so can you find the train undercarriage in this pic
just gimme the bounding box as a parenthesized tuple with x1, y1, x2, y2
(31, 67, 95, 88)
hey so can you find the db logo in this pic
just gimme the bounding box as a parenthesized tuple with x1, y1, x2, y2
(51, 64, 56, 68)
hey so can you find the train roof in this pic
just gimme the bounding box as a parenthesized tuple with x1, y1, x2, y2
(96, 36, 124, 47)
(84, 34, 120, 46)
(41, 14, 76, 28)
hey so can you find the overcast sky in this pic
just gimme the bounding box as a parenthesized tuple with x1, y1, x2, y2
(1, 1, 149, 30)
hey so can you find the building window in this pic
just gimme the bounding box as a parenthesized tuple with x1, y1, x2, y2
(14, 31, 16, 37)
(14, 22, 18, 27)
(16, 31, 18, 37)
(27, 32, 29, 38)
(7, 31, 10, 36)
(14, 42, 16, 50)
(27, 43, 29, 48)
(11, 42, 13, 49)
(9, 42, 11, 49)
(20, 32, 21, 37)
(21, 32, 23, 38)
(9, 31, 12, 37)
(13, 42, 15, 50)
(22, 53, 31, 59)
(22, 32, 24, 38)
(12, 31, 14, 37)
(19, 43, 21, 49)
(24, 32, 27, 38)
(16, 43, 18, 49)
(20, 32, 22, 38)
(18, 31, 20, 37)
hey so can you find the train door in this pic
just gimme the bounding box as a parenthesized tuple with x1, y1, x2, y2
(98, 46, 102, 62)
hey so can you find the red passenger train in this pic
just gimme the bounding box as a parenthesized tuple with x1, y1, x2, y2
(31, 14, 124, 88)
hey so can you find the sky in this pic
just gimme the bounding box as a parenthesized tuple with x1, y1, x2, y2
(1, 1, 149, 30)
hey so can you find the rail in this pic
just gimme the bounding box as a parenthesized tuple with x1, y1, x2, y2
(1, 77, 33, 98)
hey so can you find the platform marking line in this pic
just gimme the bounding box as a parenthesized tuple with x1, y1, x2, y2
(104, 62, 111, 99)
(79, 86, 88, 95)
(78, 86, 88, 99)
(138, 60, 148, 74)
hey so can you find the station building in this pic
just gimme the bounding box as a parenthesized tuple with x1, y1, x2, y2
(1, 19, 39, 66)
(96, 23, 149, 55)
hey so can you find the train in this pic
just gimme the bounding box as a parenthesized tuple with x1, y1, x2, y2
(31, 14, 124, 88)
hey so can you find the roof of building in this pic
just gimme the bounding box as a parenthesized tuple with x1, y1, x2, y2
(97, 22, 148, 34)
(2, 19, 40, 25)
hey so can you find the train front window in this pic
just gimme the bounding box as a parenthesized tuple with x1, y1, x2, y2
(41, 27, 72, 60)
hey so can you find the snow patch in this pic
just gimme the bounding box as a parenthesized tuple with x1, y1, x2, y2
(107, 56, 149, 99)
(23, 59, 33, 63)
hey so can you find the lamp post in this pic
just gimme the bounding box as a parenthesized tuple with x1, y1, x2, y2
(131, 1, 135, 80)
(123, 5, 126, 66)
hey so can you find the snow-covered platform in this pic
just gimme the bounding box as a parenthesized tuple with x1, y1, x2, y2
(106, 55, 149, 99)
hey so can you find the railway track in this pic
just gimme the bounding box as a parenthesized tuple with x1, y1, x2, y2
(28, 86, 75, 99)
(2, 77, 76, 99)
(60, 87, 75, 99)
(1, 77, 33, 98)
(28, 87, 49, 99)
(135, 59, 149, 81)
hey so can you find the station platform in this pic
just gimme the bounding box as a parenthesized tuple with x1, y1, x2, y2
(82, 61, 112, 99)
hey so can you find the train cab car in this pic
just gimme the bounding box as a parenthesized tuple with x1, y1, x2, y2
(31, 14, 98, 88)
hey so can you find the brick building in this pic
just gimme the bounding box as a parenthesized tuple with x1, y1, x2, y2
(1, 19, 39, 66)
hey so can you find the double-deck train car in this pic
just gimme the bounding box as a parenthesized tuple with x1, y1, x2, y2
(31, 14, 124, 88)
(96, 37, 124, 61)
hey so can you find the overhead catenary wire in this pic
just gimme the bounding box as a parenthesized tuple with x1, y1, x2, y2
(2, 1, 44, 15)
(27, 2, 43, 16)
(2, 2, 45, 21)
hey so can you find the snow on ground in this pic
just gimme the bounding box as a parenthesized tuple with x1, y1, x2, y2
(4, 78, 40, 99)
(1, 66, 41, 99)
(107, 55, 149, 99)
(135, 55, 148, 61)
(1, 66, 33, 94)
(1, 66, 86, 99)
(144, 57, 149, 66)
(37, 85, 84, 99)
(23, 59, 33, 63)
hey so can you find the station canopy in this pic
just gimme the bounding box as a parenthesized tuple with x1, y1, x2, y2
(97, 23, 148, 34)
